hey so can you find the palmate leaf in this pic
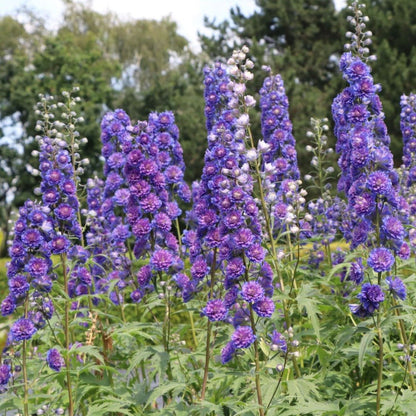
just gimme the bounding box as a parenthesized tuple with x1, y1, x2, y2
(189, 400, 225, 416)
(296, 283, 322, 341)
(127, 347, 155, 374)
(277, 400, 340, 415)
(86, 398, 136, 416)
(0, 396, 23, 412)
(145, 381, 187, 408)
(112, 322, 163, 342)
(70, 344, 105, 364)
(285, 376, 321, 403)
(382, 390, 416, 415)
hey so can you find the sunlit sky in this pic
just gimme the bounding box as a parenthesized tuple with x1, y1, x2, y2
(0, 0, 346, 49)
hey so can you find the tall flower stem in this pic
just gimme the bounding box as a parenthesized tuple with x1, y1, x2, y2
(376, 324, 383, 416)
(188, 311, 198, 349)
(175, 217, 183, 256)
(22, 340, 29, 416)
(61, 253, 74, 416)
(22, 297, 29, 416)
(376, 271, 383, 416)
(265, 351, 289, 415)
(200, 249, 217, 401)
(249, 306, 264, 416)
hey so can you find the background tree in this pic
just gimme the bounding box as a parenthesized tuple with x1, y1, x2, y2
(359, 0, 416, 162)
(0, 2, 210, 254)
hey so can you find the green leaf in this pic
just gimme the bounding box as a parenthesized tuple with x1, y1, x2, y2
(358, 330, 376, 376)
(86, 400, 135, 416)
(296, 283, 322, 341)
(145, 381, 186, 408)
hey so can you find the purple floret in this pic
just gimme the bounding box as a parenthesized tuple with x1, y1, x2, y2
(231, 326, 256, 349)
(47, 348, 65, 372)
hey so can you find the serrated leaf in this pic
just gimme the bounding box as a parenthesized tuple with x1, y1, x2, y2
(285, 377, 320, 403)
(287, 400, 340, 415)
(296, 283, 321, 341)
(86, 400, 135, 416)
(71, 344, 104, 364)
(145, 381, 186, 407)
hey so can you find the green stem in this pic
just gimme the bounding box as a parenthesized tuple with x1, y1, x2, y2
(201, 248, 217, 400)
(376, 271, 383, 416)
(249, 306, 265, 416)
(376, 325, 383, 416)
(22, 297, 29, 416)
(162, 281, 173, 383)
(246, 126, 284, 291)
(22, 340, 29, 416)
(175, 217, 183, 257)
(188, 310, 198, 349)
(200, 319, 212, 401)
(265, 351, 289, 415)
(61, 253, 74, 416)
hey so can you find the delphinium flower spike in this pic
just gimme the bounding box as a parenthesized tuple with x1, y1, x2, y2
(399, 93, 416, 253)
(257, 67, 311, 293)
(332, 1, 415, 408)
(332, 2, 407, 315)
(184, 47, 275, 415)
(109, 109, 190, 347)
(90, 109, 133, 305)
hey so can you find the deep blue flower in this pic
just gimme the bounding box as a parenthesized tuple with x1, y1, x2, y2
(8, 275, 30, 299)
(349, 258, 365, 284)
(221, 341, 236, 364)
(231, 326, 256, 349)
(10, 318, 37, 341)
(386, 276, 406, 300)
(130, 289, 144, 303)
(253, 297, 275, 317)
(1, 296, 16, 316)
(357, 283, 384, 315)
(21, 229, 44, 249)
(368, 247, 395, 273)
(47, 348, 65, 372)
(150, 249, 175, 272)
(203, 299, 228, 322)
(0, 364, 11, 386)
(240, 281, 265, 304)
(50, 235, 70, 254)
